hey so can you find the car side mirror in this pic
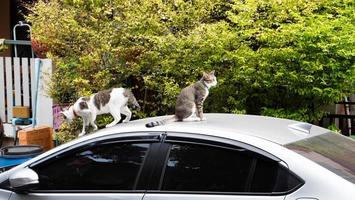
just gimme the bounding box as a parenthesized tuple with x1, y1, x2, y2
(9, 168, 39, 193)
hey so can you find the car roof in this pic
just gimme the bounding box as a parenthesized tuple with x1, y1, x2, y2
(94, 113, 329, 145)
(0, 113, 330, 182)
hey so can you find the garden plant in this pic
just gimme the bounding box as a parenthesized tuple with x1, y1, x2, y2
(26, 0, 355, 142)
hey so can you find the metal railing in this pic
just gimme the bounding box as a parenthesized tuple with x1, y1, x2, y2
(320, 101, 354, 136)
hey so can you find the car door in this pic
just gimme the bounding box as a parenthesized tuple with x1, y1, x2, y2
(143, 133, 303, 200)
(9, 134, 161, 200)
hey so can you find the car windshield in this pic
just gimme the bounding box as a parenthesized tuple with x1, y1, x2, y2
(285, 132, 355, 184)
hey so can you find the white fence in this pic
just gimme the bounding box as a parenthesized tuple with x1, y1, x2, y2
(0, 57, 53, 137)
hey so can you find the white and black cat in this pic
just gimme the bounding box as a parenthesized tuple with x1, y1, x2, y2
(146, 70, 217, 127)
(62, 88, 140, 136)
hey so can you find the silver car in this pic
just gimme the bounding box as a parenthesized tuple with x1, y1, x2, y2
(0, 113, 354, 200)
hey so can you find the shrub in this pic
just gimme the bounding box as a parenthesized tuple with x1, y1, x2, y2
(27, 0, 354, 142)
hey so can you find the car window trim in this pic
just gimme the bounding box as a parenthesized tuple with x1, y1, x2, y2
(244, 157, 257, 191)
(30, 142, 152, 192)
(165, 132, 281, 162)
(135, 142, 164, 190)
(29, 132, 162, 168)
(150, 132, 305, 196)
(157, 141, 260, 193)
(25, 132, 164, 193)
(26, 190, 147, 194)
(144, 190, 296, 196)
(157, 143, 171, 190)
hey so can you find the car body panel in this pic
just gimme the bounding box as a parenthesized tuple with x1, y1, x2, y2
(9, 193, 144, 200)
(0, 114, 353, 200)
(96, 113, 329, 145)
(0, 189, 11, 200)
(143, 193, 285, 200)
(150, 131, 355, 200)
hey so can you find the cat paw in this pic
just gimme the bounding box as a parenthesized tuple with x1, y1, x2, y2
(78, 132, 86, 137)
(92, 124, 98, 131)
(106, 124, 113, 128)
(122, 120, 130, 123)
(200, 117, 207, 121)
(192, 117, 201, 121)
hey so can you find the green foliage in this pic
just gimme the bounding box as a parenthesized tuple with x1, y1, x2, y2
(0, 41, 7, 52)
(56, 120, 81, 144)
(327, 123, 341, 134)
(27, 0, 354, 125)
(57, 115, 117, 144)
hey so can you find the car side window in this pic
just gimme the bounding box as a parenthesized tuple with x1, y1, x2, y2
(161, 142, 302, 194)
(31, 142, 150, 191)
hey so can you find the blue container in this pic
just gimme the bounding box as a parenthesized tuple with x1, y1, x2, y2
(0, 145, 43, 172)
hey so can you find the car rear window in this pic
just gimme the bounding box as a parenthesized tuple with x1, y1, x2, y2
(286, 132, 355, 184)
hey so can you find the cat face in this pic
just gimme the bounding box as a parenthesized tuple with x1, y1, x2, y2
(61, 106, 75, 122)
(202, 70, 217, 88)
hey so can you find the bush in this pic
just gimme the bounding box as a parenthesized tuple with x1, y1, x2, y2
(27, 0, 354, 142)
(56, 120, 81, 144)
(0, 41, 7, 52)
(327, 123, 341, 134)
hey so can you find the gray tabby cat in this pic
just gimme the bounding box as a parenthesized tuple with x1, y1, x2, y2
(146, 70, 217, 127)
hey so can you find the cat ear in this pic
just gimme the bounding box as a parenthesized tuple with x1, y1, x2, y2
(61, 106, 69, 111)
(60, 112, 67, 120)
(202, 71, 208, 77)
(210, 70, 215, 75)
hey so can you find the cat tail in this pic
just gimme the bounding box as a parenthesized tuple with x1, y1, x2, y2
(145, 116, 177, 128)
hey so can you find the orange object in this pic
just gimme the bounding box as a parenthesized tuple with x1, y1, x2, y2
(13, 106, 31, 118)
(18, 126, 54, 151)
